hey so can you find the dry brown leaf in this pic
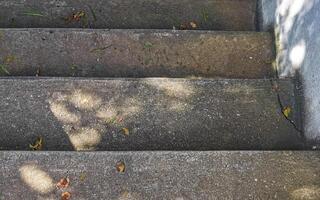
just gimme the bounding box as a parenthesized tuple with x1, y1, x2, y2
(56, 177, 70, 189)
(29, 137, 43, 151)
(180, 24, 187, 30)
(190, 21, 197, 29)
(121, 191, 129, 198)
(61, 192, 71, 200)
(122, 128, 129, 136)
(180, 21, 198, 30)
(65, 11, 86, 23)
(117, 117, 124, 123)
(116, 161, 126, 173)
(283, 106, 291, 118)
(79, 173, 86, 182)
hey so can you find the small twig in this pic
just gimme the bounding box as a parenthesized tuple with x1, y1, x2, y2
(90, 45, 112, 53)
(22, 12, 45, 17)
(0, 64, 10, 75)
(88, 5, 97, 22)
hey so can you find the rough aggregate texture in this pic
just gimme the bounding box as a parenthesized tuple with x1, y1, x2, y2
(0, 151, 319, 200)
(0, 78, 303, 150)
(0, 29, 274, 78)
(0, 0, 256, 30)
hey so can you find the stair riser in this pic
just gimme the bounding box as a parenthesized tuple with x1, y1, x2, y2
(0, 78, 302, 150)
(0, 0, 256, 30)
(0, 29, 274, 78)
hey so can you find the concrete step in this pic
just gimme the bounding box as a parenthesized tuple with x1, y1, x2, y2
(0, 0, 256, 31)
(0, 29, 274, 78)
(0, 78, 303, 150)
(1, 151, 319, 199)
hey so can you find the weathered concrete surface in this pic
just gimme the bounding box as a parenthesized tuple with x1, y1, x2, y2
(0, 78, 303, 150)
(258, 0, 320, 146)
(0, 151, 319, 199)
(0, 29, 274, 78)
(0, 0, 256, 31)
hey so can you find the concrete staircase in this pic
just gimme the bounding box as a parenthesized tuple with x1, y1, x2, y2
(0, 0, 319, 199)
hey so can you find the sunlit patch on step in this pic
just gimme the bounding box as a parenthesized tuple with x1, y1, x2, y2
(224, 83, 256, 95)
(68, 127, 101, 151)
(291, 186, 320, 200)
(145, 79, 194, 98)
(48, 89, 107, 150)
(96, 97, 141, 120)
(19, 164, 55, 194)
(69, 89, 102, 110)
(167, 101, 190, 112)
(289, 40, 306, 71)
(96, 106, 117, 120)
(49, 101, 80, 124)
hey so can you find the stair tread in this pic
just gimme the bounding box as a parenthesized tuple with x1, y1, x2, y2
(0, 0, 256, 30)
(0, 29, 274, 78)
(0, 77, 302, 150)
(1, 151, 319, 199)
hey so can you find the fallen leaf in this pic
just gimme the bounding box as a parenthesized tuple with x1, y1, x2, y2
(65, 11, 86, 23)
(116, 161, 126, 173)
(29, 137, 43, 151)
(144, 42, 153, 49)
(190, 21, 197, 29)
(180, 21, 198, 30)
(74, 11, 86, 20)
(61, 192, 71, 200)
(117, 117, 124, 123)
(121, 191, 129, 198)
(283, 106, 291, 118)
(70, 65, 77, 70)
(79, 173, 86, 182)
(0, 64, 10, 75)
(56, 177, 70, 189)
(122, 128, 129, 136)
(179, 23, 188, 30)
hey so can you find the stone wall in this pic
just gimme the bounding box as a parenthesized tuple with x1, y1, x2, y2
(258, 0, 320, 144)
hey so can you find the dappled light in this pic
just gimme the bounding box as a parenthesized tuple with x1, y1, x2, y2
(96, 97, 141, 120)
(69, 89, 102, 110)
(68, 127, 102, 150)
(291, 186, 320, 200)
(49, 89, 105, 150)
(271, 0, 320, 140)
(145, 79, 194, 98)
(167, 101, 190, 112)
(224, 83, 255, 95)
(46, 79, 196, 150)
(19, 164, 55, 194)
(49, 101, 81, 124)
(95, 104, 141, 120)
(275, 0, 314, 76)
(96, 106, 118, 120)
(289, 40, 306, 71)
(278, 0, 307, 34)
